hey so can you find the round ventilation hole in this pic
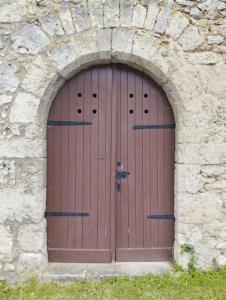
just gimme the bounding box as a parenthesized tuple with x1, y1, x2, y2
(77, 93, 82, 98)
(129, 109, 134, 114)
(77, 109, 82, 114)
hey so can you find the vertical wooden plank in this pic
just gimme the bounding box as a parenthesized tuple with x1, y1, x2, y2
(97, 67, 107, 249)
(119, 67, 129, 248)
(59, 84, 69, 247)
(115, 66, 122, 249)
(127, 69, 136, 249)
(135, 72, 144, 248)
(110, 65, 117, 260)
(142, 75, 151, 248)
(67, 76, 77, 249)
(74, 72, 84, 248)
(149, 83, 158, 248)
(82, 69, 92, 249)
(105, 66, 113, 252)
(90, 67, 99, 249)
(157, 89, 166, 248)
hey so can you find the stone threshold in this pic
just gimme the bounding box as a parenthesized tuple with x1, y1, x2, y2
(43, 262, 171, 282)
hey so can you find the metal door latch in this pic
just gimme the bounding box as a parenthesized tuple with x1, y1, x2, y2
(116, 162, 130, 191)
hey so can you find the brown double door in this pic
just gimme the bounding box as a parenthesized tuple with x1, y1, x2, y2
(46, 64, 175, 263)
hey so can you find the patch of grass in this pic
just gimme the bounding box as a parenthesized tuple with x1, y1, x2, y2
(1, 268, 226, 299)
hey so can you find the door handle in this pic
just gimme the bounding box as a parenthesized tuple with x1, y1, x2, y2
(116, 162, 130, 191)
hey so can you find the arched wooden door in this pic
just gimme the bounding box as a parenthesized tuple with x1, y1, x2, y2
(46, 64, 175, 263)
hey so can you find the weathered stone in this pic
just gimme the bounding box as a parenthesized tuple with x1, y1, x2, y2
(189, 7, 203, 19)
(16, 253, 47, 279)
(103, 0, 120, 27)
(18, 221, 46, 252)
(219, 26, 226, 38)
(132, 30, 159, 59)
(112, 28, 133, 54)
(97, 29, 111, 54)
(216, 255, 226, 266)
(12, 24, 49, 55)
(0, 160, 15, 185)
(154, 7, 171, 34)
(132, 4, 147, 28)
(0, 226, 13, 262)
(120, 0, 134, 28)
(0, 95, 12, 106)
(0, 190, 45, 223)
(144, 2, 160, 30)
(166, 12, 189, 40)
(176, 0, 193, 6)
(10, 93, 39, 123)
(0, 61, 19, 93)
(40, 12, 64, 36)
(0, 0, 27, 23)
(178, 25, 204, 51)
(88, 0, 103, 28)
(21, 56, 56, 97)
(207, 35, 224, 45)
(4, 264, 15, 272)
(71, 2, 90, 32)
(48, 43, 78, 73)
(59, 5, 75, 35)
(184, 52, 222, 65)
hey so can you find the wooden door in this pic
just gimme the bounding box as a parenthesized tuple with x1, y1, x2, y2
(46, 64, 175, 263)
(115, 66, 175, 261)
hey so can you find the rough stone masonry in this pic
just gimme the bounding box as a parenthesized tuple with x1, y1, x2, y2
(0, 0, 226, 282)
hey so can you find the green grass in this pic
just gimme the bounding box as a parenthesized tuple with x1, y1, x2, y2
(1, 267, 226, 300)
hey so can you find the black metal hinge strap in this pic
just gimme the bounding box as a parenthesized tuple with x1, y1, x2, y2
(45, 211, 90, 217)
(47, 120, 92, 126)
(133, 124, 176, 130)
(147, 214, 175, 220)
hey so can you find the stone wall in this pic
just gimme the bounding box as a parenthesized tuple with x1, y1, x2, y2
(0, 0, 225, 282)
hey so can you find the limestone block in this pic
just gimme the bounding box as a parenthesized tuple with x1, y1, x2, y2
(21, 56, 57, 97)
(12, 24, 49, 55)
(207, 35, 224, 45)
(17, 221, 46, 252)
(0, 138, 45, 158)
(112, 28, 133, 54)
(132, 4, 147, 28)
(97, 29, 111, 56)
(166, 12, 189, 40)
(0, 160, 15, 185)
(216, 255, 226, 266)
(71, 2, 90, 32)
(39, 12, 64, 36)
(10, 93, 39, 123)
(154, 7, 171, 34)
(189, 7, 203, 18)
(16, 253, 47, 279)
(144, 2, 160, 30)
(48, 43, 78, 74)
(132, 30, 159, 60)
(178, 25, 204, 51)
(184, 52, 222, 65)
(0, 0, 27, 23)
(0, 61, 19, 93)
(103, 0, 120, 27)
(4, 264, 15, 272)
(175, 164, 205, 194)
(0, 190, 45, 223)
(219, 26, 226, 37)
(176, 143, 226, 164)
(0, 226, 13, 262)
(87, 0, 103, 28)
(59, 5, 75, 35)
(177, 192, 223, 224)
(120, 0, 134, 28)
(15, 158, 45, 191)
